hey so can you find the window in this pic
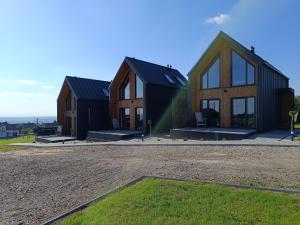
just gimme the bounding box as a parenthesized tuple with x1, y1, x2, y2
(119, 75, 130, 100)
(176, 76, 186, 85)
(201, 99, 220, 127)
(66, 91, 71, 111)
(232, 97, 255, 128)
(73, 97, 76, 111)
(119, 108, 130, 129)
(135, 108, 144, 130)
(136, 75, 143, 98)
(201, 57, 220, 89)
(232, 50, 255, 86)
(164, 74, 175, 84)
(102, 89, 109, 97)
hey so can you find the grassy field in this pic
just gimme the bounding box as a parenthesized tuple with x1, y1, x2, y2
(0, 135, 35, 151)
(59, 178, 300, 225)
(295, 124, 300, 129)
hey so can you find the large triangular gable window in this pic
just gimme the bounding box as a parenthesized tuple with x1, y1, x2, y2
(119, 75, 130, 100)
(232, 50, 255, 86)
(201, 57, 220, 89)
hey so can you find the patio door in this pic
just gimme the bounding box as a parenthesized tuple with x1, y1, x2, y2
(231, 97, 255, 129)
(201, 99, 220, 127)
(119, 108, 130, 129)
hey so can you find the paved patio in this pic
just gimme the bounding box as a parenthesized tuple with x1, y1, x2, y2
(10, 130, 300, 148)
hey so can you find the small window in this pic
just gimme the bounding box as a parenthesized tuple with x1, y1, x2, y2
(247, 64, 255, 84)
(135, 108, 144, 130)
(102, 89, 109, 97)
(176, 76, 186, 85)
(66, 91, 72, 111)
(202, 73, 208, 89)
(73, 97, 76, 110)
(164, 74, 175, 84)
(136, 75, 143, 98)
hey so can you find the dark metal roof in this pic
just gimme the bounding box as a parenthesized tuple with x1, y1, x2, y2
(66, 76, 110, 100)
(124, 57, 187, 88)
(188, 31, 289, 80)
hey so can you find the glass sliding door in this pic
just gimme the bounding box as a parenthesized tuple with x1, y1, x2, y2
(135, 108, 144, 131)
(119, 108, 130, 129)
(232, 97, 255, 129)
(201, 99, 220, 127)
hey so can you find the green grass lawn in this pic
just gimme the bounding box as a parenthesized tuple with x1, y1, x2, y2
(59, 178, 300, 225)
(0, 135, 35, 151)
(295, 124, 300, 129)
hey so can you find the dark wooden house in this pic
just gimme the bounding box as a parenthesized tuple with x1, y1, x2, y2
(109, 57, 188, 133)
(188, 31, 294, 132)
(57, 76, 110, 139)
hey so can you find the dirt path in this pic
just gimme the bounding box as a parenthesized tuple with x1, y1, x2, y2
(0, 145, 300, 225)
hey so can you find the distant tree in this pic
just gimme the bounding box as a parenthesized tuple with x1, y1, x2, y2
(21, 128, 32, 139)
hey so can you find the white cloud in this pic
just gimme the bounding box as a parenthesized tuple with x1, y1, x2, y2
(17, 79, 40, 85)
(0, 91, 54, 98)
(42, 85, 55, 90)
(205, 13, 230, 25)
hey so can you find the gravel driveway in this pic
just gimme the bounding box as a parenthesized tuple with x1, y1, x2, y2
(1, 145, 300, 225)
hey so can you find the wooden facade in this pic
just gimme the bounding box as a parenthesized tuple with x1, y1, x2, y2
(57, 76, 110, 139)
(110, 62, 145, 130)
(188, 31, 294, 132)
(110, 57, 187, 133)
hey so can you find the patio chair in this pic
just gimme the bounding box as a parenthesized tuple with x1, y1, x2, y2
(195, 112, 207, 127)
(112, 118, 120, 129)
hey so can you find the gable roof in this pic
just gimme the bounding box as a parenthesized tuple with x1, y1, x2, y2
(111, 57, 187, 89)
(188, 31, 288, 79)
(65, 76, 110, 100)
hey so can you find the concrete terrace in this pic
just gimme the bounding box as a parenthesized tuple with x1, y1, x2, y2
(10, 130, 300, 148)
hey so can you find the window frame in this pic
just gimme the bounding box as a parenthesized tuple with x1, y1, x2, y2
(200, 98, 221, 127)
(119, 75, 130, 100)
(231, 50, 256, 87)
(135, 74, 144, 99)
(200, 55, 221, 90)
(231, 96, 256, 129)
(119, 107, 130, 129)
(66, 91, 72, 111)
(163, 74, 176, 84)
(135, 107, 144, 130)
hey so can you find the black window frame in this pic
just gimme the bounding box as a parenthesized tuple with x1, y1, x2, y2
(66, 91, 72, 111)
(119, 108, 130, 129)
(119, 75, 130, 100)
(231, 96, 256, 129)
(200, 98, 221, 127)
(135, 74, 144, 99)
(135, 107, 144, 131)
(231, 50, 256, 87)
(201, 55, 221, 90)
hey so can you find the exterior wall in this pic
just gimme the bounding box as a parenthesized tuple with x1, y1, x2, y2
(257, 65, 291, 131)
(110, 62, 145, 131)
(57, 81, 77, 136)
(145, 84, 186, 133)
(189, 39, 257, 128)
(76, 99, 110, 139)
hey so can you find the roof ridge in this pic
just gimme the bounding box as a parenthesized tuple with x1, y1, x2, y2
(126, 57, 178, 71)
(66, 76, 110, 84)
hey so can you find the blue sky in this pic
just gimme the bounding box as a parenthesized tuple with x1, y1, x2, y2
(0, 0, 299, 117)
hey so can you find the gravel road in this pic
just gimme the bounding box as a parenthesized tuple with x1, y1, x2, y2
(1, 145, 300, 225)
